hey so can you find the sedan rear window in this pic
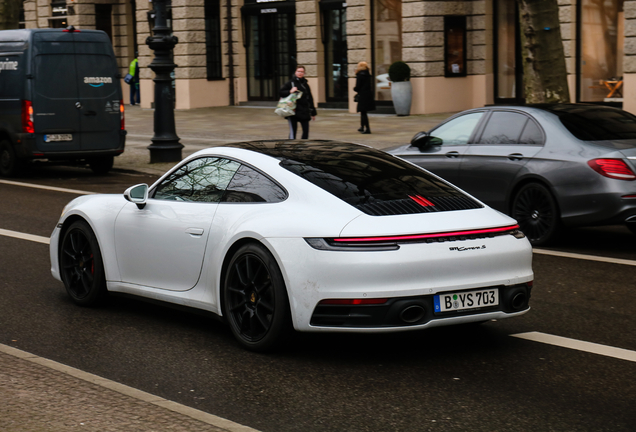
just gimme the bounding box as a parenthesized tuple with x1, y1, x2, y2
(546, 105, 636, 145)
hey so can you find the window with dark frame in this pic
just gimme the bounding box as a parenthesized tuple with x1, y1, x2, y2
(444, 15, 467, 78)
(204, 0, 223, 80)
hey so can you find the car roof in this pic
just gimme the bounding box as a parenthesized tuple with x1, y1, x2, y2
(221, 139, 383, 159)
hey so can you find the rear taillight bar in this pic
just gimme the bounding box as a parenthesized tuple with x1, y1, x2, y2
(333, 224, 522, 243)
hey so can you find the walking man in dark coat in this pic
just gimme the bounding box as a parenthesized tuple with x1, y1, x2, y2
(280, 65, 317, 139)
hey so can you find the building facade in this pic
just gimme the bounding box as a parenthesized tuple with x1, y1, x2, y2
(20, 0, 636, 115)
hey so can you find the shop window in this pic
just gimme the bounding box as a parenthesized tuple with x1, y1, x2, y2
(205, 0, 223, 80)
(373, 0, 402, 101)
(49, 0, 67, 28)
(444, 16, 467, 77)
(579, 0, 625, 102)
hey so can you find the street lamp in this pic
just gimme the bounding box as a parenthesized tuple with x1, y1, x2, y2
(146, 0, 183, 163)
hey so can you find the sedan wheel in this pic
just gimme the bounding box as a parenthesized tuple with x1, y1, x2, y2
(512, 183, 560, 246)
(223, 243, 291, 351)
(60, 220, 107, 306)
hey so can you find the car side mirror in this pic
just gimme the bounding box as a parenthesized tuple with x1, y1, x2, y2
(410, 131, 443, 150)
(124, 183, 148, 209)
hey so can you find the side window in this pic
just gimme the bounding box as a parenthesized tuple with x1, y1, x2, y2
(223, 165, 287, 203)
(519, 119, 544, 144)
(478, 112, 529, 144)
(154, 157, 240, 202)
(431, 112, 484, 145)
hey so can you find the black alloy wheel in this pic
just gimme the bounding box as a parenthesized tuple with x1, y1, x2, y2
(60, 220, 107, 306)
(511, 183, 560, 246)
(223, 243, 291, 351)
(0, 140, 19, 177)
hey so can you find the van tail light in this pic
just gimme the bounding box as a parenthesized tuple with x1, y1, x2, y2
(120, 99, 125, 130)
(22, 100, 34, 133)
(588, 159, 636, 181)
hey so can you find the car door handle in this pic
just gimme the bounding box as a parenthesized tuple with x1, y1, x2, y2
(186, 228, 204, 237)
(508, 153, 524, 161)
(445, 151, 460, 158)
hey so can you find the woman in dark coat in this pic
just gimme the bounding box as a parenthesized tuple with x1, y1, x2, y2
(279, 65, 317, 139)
(354, 61, 376, 134)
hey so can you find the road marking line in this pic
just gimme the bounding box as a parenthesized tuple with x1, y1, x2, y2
(533, 248, 636, 267)
(0, 343, 259, 432)
(0, 228, 50, 244)
(511, 331, 636, 363)
(0, 179, 95, 195)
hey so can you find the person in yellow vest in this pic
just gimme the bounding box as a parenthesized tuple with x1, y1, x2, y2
(129, 55, 140, 105)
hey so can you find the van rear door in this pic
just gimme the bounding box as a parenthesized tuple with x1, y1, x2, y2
(32, 31, 82, 153)
(73, 32, 121, 151)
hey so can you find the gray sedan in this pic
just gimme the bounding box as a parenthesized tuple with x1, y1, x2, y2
(388, 104, 636, 245)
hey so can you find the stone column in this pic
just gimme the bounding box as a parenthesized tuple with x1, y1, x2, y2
(557, 0, 576, 102)
(623, 1, 636, 114)
(297, 0, 321, 101)
(23, 0, 38, 28)
(346, 0, 371, 112)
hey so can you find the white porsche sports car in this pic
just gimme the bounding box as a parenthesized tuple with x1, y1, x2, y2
(50, 141, 533, 351)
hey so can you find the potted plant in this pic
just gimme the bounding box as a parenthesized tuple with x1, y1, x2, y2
(388, 61, 412, 116)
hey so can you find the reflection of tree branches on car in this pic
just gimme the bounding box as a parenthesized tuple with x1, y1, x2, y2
(155, 158, 240, 202)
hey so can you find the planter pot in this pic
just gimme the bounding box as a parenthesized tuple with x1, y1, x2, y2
(391, 81, 412, 116)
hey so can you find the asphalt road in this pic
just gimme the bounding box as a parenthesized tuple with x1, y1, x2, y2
(1, 168, 636, 432)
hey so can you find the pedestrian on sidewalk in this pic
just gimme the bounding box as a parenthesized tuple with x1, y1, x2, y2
(129, 54, 140, 106)
(279, 65, 317, 139)
(354, 61, 375, 134)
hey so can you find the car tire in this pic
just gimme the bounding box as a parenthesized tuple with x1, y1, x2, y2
(223, 243, 291, 352)
(88, 156, 114, 175)
(511, 183, 561, 246)
(0, 139, 20, 177)
(59, 220, 107, 306)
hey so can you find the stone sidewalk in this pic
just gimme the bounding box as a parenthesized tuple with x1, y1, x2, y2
(0, 344, 257, 432)
(117, 105, 454, 175)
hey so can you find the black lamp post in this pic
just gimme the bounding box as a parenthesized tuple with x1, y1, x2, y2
(146, 0, 183, 163)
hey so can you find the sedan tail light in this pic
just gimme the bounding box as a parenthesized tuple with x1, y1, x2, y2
(588, 158, 636, 180)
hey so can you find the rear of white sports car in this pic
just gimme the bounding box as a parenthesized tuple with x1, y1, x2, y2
(234, 141, 534, 333)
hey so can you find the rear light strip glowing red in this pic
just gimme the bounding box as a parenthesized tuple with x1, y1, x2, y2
(318, 298, 388, 305)
(409, 195, 435, 207)
(333, 224, 520, 243)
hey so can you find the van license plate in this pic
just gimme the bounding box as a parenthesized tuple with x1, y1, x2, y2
(434, 289, 499, 313)
(44, 134, 73, 142)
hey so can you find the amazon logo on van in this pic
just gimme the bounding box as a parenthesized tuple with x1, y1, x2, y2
(0, 60, 19, 73)
(84, 76, 113, 87)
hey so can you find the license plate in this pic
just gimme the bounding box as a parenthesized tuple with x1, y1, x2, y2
(44, 134, 73, 142)
(434, 288, 499, 313)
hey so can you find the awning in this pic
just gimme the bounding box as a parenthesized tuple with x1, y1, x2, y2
(319, 0, 347, 10)
(240, 1, 296, 16)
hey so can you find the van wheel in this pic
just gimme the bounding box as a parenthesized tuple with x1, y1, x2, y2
(0, 140, 20, 177)
(88, 156, 114, 175)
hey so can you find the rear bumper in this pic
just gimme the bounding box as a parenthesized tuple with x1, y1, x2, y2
(14, 131, 126, 160)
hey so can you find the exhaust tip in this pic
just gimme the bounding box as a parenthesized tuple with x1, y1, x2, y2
(400, 305, 426, 323)
(511, 292, 527, 311)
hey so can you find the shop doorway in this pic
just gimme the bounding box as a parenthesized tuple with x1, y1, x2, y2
(494, 0, 524, 104)
(322, 5, 348, 103)
(245, 12, 296, 101)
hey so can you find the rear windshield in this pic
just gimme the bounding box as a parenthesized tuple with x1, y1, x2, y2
(549, 106, 636, 145)
(275, 143, 482, 216)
